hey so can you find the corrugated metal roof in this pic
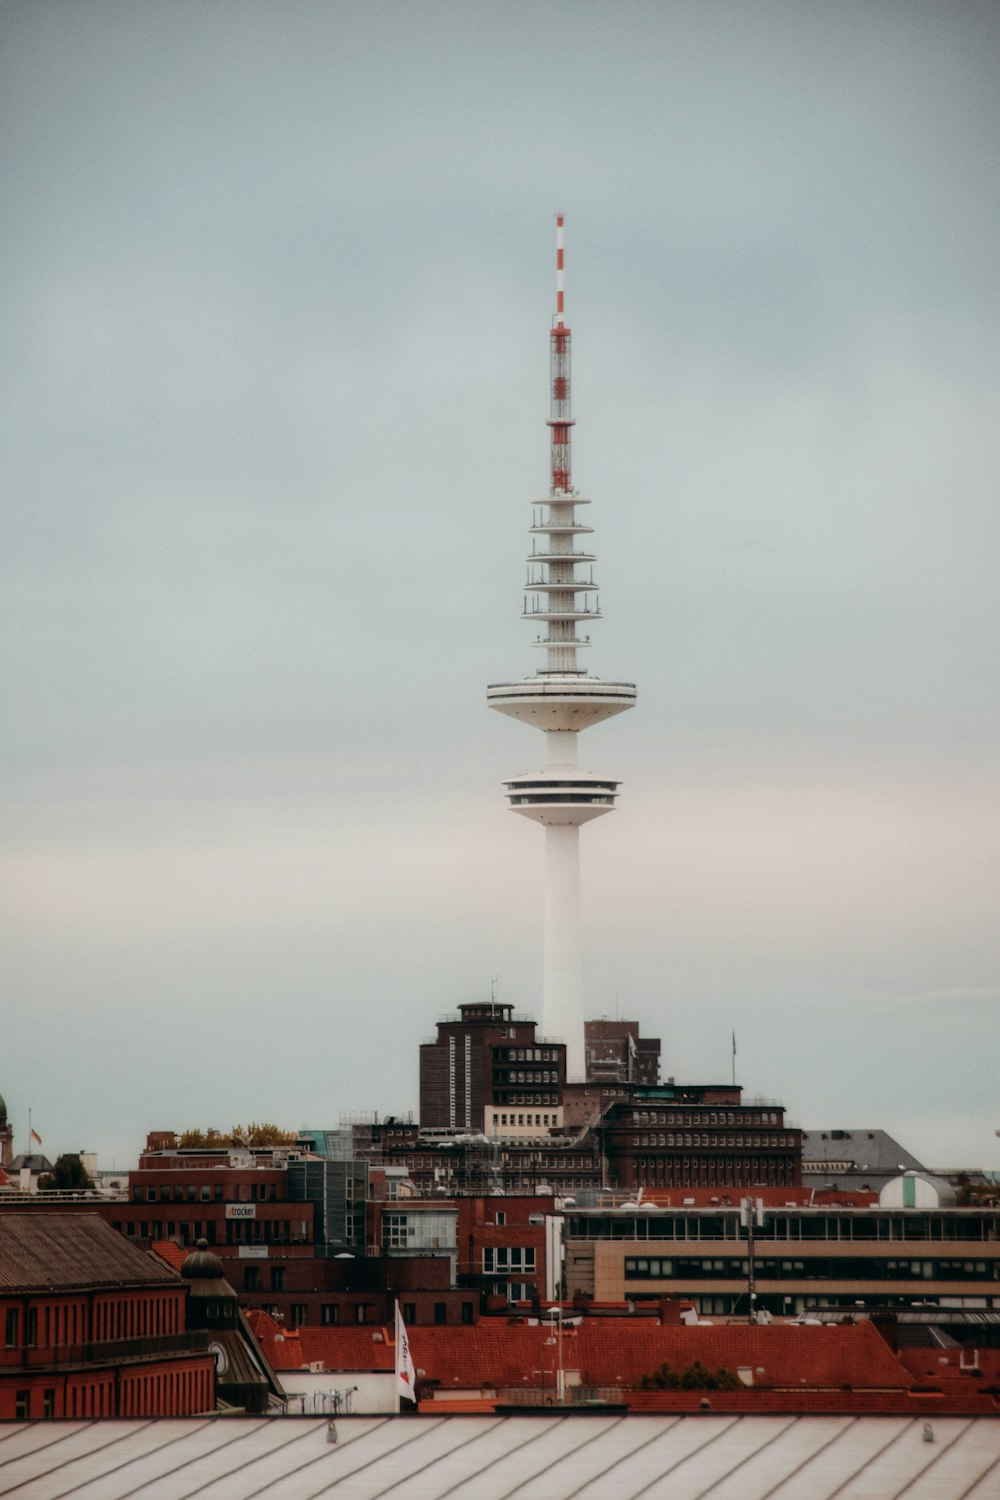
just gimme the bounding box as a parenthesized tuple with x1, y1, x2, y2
(0, 1416, 998, 1498)
(0, 1214, 177, 1290)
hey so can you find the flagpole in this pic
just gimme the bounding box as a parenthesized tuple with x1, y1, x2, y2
(731, 1032, 736, 1088)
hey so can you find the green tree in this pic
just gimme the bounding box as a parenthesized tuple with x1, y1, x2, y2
(38, 1154, 93, 1191)
(232, 1122, 297, 1147)
(637, 1360, 742, 1392)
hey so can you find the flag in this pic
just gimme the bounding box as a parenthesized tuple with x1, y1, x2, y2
(30, 1129, 42, 1146)
(394, 1301, 416, 1408)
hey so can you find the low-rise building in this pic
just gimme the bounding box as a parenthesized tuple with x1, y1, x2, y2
(0, 1215, 214, 1419)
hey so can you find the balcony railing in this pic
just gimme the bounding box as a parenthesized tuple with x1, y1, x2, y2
(4, 1331, 210, 1369)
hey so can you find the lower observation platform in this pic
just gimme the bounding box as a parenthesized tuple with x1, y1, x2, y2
(487, 675, 637, 732)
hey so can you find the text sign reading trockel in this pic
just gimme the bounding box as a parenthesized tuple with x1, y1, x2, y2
(225, 1204, 257, 1220)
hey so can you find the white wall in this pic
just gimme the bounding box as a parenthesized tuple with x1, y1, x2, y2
(279, 1370, 396, 1415)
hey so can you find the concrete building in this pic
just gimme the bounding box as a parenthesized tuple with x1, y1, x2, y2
(562, 1184, 1000, 1320)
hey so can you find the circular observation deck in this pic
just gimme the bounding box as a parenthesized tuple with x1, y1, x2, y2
(502, 768, 621, 826)
(487, 675, 637, 732)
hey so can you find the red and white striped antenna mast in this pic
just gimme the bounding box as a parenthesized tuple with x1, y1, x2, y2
(549, 213, 573, 495)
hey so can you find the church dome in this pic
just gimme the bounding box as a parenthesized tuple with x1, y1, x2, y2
(181, 1238, 226, 1282)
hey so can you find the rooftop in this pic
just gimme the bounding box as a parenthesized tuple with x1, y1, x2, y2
(0, 1213, 178, 1291)
(4, 1415, 998, 1496)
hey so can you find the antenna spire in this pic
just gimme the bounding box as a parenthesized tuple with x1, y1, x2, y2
(555, 212, 565, 325)
(548, 214, 573, 495)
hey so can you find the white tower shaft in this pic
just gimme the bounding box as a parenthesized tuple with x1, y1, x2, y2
(544, 822, 583, 1075)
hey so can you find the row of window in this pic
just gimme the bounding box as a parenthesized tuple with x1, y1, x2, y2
(631, 1159, 798, 1188)
(624, 1255, 1000, 1282)
(494, 1093, 560, 1106)
(496, 1048, 560, 1063)
(496, 1112, 558, 1128)
(134, 1182, 276, 1203)
(496, 1071, 559, 1084)
(632, 1111, 782, 1127)
(4, 1295, 180, 1349)
(482, 1246, 536, 1273)
(569, 1213, 1000, 1244)
(12, 1367, 210, 1420)
(631, 1133, 795, 1149)
(121, 1219, 309, 1244)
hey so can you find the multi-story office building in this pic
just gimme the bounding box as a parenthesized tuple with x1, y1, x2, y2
(563, 1188, 1000, 1320)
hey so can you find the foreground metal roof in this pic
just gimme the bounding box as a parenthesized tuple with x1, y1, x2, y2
(1, 1414, 998, 1498)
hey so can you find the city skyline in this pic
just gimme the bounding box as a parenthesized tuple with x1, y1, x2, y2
(2, 1, 998, 1169)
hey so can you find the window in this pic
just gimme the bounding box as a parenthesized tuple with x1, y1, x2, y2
(270, 1268, 285, 1292)
(290, 1304, 307, 1327)
(26, 1309, 37, 1348)
(321, 1304, 339, 1325)
(383, 1214, 411, 1250)
(244, 1267, 260, 1292)
(402, 1304, 416, 1325)
(483, 1247, 536, 1274)
(15, 1391, 29, 1421)
(43, 1389, 55, 1419)
(461, 1301, 474, 1325)
(5, 1309, 18, 1348)
(434, 1303, 447, 1325)
(355, 1304, 373, 1324)
(495, 1212, 506, 1227)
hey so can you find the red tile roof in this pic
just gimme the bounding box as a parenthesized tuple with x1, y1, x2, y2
(150, 1240, 187, 1273)
(252, 1322, 396, 1373)
(249, 1314, 912, 1393)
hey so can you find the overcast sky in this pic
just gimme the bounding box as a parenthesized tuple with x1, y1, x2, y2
(3, 1, 998, 1171)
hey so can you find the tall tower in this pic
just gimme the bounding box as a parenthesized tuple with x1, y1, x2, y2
(487, 217, 636, 1079)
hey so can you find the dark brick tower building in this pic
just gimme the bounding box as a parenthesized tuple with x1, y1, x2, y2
(419, 1002, 566, 1132)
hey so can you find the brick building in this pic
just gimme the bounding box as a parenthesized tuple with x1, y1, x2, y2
(584, 1019, 660, 1086)
(419, 1002, 567, 1134)
(596, 1085, 802, 1192)
(0, 1215, 214, 1419)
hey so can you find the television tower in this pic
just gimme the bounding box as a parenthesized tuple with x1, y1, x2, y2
(487, 217, 636, 1079)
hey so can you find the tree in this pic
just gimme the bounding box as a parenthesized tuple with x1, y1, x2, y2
(231, 1123, 297, 1147)
(636, 1360, 742, 1392)
(175, 1123, 297, 1149)
(38, 1154, 93, 1191)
